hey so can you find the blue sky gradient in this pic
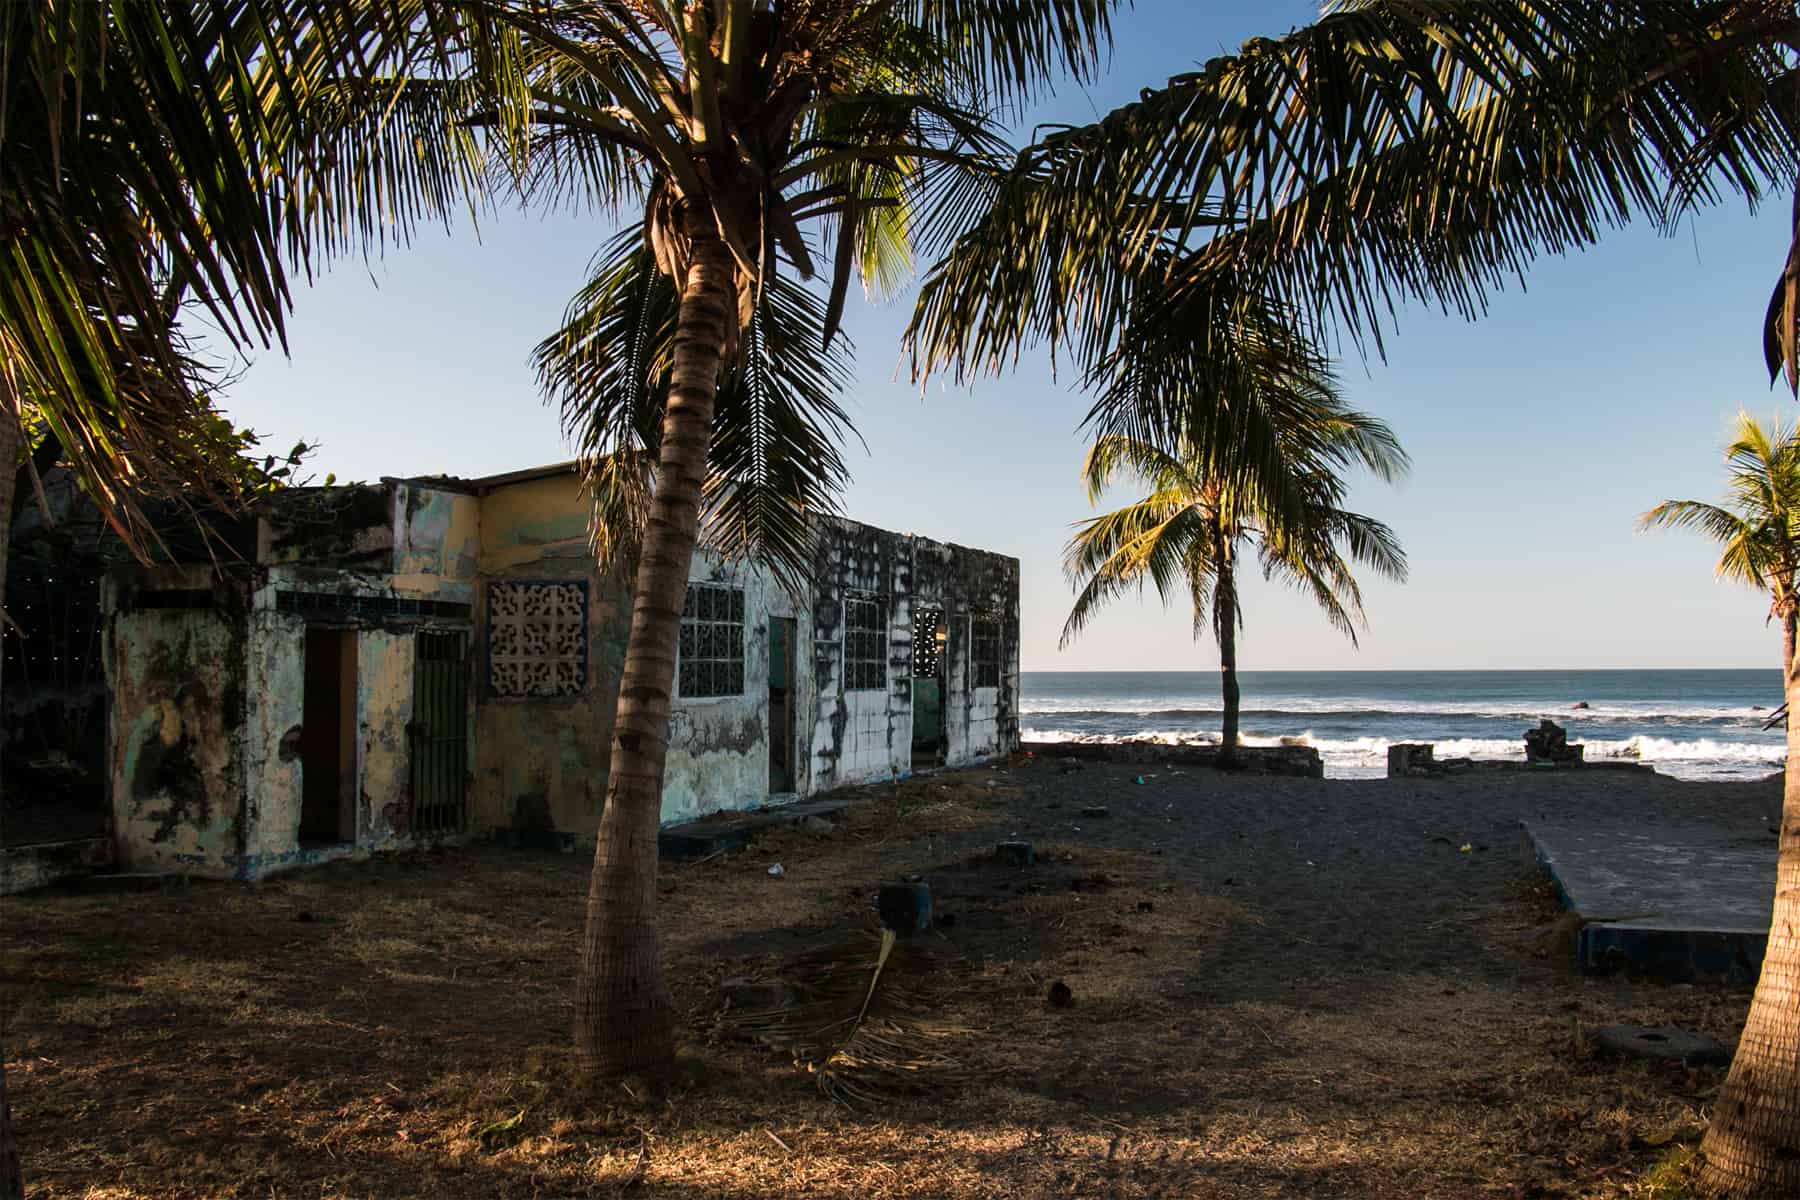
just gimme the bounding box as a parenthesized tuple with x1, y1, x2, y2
(222, 1, 1794, 671)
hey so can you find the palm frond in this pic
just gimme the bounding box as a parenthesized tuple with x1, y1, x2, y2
(908, 1, 1800, 380)
(536, 225, 857, 588)
(717, 929, 969, 1106)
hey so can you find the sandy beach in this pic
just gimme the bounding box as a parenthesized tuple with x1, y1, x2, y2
(3, 760, 1778, 1198)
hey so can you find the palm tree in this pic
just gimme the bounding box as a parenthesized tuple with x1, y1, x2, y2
(1642, 412, 1800, 1195)
(359, 0, 1119, 1079)
(1643, 414, 1800, 678)
(906, 5, 1800, 1190)
(1062, 365, 1408, 766)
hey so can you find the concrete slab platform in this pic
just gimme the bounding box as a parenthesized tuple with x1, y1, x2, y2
(659, 797, 850, 861)
(1525, 822, 1774, 983)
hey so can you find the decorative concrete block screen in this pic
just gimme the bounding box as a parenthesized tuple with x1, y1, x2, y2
(843, 594, 888, 692)
(679, 583, 745, 698)
(487, 581, 588, 698)
(912, 606, 944, 678)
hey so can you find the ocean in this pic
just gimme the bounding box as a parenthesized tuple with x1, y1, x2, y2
(1019, 669, 1789, 781)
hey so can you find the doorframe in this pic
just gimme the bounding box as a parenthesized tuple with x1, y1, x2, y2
(768, 615, 799, 796)
(299, 624, 359, 845)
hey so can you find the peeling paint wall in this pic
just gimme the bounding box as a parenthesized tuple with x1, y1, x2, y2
(241, 545, 472, 874)
(393, 483, 481, 587)
(241, 606, 304, 869)
(104, 466, 1020, 880)
(659, 554, 806, 823)
(104, 568, 247, 878)
(108, 479, 480, 881)
(804, 519, 1021, 793)
(473, 473, 626, 840)
(912, 535, 1021, 766)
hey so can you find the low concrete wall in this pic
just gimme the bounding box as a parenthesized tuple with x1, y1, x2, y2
(1026, 740, 1324, 777)
(0, 838, 112, 895)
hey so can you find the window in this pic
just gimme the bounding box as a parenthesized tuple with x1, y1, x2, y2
(972, 614, 1001, 689)
(680, 583, 745, 698)
(843, 594, 888, 691)
(488, 581, 588, 698)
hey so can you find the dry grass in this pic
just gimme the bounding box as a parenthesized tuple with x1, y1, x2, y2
(0, 765, 1751, 1198)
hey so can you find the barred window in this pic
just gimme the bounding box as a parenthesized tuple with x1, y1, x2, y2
(843, 594, 888, 692)
(679, 584, 745, 698)
(972, 615, 1001, 689)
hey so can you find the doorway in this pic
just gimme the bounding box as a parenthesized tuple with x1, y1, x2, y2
(300, 628, 357, 844)
(769, 617, 797, 793)
(911, 607, 946, 770)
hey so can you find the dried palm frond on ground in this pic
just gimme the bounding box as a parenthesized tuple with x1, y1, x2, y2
(717, 928, 971, 1105)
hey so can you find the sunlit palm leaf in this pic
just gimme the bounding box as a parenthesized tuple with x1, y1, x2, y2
(911, 1, 1800, 385)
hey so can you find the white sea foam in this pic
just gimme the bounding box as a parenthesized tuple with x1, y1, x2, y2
(1019, 697, 1770, 723)
(1019, 727, 1786, 781)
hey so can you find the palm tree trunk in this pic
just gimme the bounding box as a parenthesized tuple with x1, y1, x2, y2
(1698, 598, 1800, 1195)
(1216, 531, 1240, 769)
(0, 403, 27, 1200)
(572, 205, 736, 1077)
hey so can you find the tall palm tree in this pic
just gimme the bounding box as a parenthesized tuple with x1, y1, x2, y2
(1642, 412, 1800, 1195)
(1062, 371, 1407, 766)
(1642, 414, 1800, 678)
(905, 5, 1800, 1191)
(359, 0, 1118, 1078)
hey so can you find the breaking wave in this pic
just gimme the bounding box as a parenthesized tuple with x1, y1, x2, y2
(1019, 728, 1787, 782)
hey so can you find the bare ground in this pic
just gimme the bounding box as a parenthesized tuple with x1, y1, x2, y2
(0, 759, 1778, 1198)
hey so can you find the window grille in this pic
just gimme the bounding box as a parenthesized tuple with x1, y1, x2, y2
(844, 594, 888, 692)
(680, 583, 745, 698)
(972, 614, 1002, 689)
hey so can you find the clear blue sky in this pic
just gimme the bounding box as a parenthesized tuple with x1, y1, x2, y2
(221, 1, 1792, 672)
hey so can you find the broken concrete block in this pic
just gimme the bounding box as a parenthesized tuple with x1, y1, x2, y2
(1591, 1024, 1730, 1067)
(995, 840, 1034, 866)
(1386, 743, 1435, 778)
(877, 881, 932, 935)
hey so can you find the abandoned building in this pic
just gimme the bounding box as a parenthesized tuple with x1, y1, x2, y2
(0, 462, 1019, 887)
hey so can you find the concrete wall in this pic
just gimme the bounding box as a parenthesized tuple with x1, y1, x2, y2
(472, 473, 625, 840)
(242, 536, 474, 873)
(912, 536, 1021, 766)
(393, 482, 481, 587)
(661, 555, 815, 822)
(805, 519, 1021, 792)
(104, 568, 247, 878)
(103, 471, 1022, 880)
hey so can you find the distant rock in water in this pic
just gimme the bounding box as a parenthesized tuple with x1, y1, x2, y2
(1571, 701, 1590, 710)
